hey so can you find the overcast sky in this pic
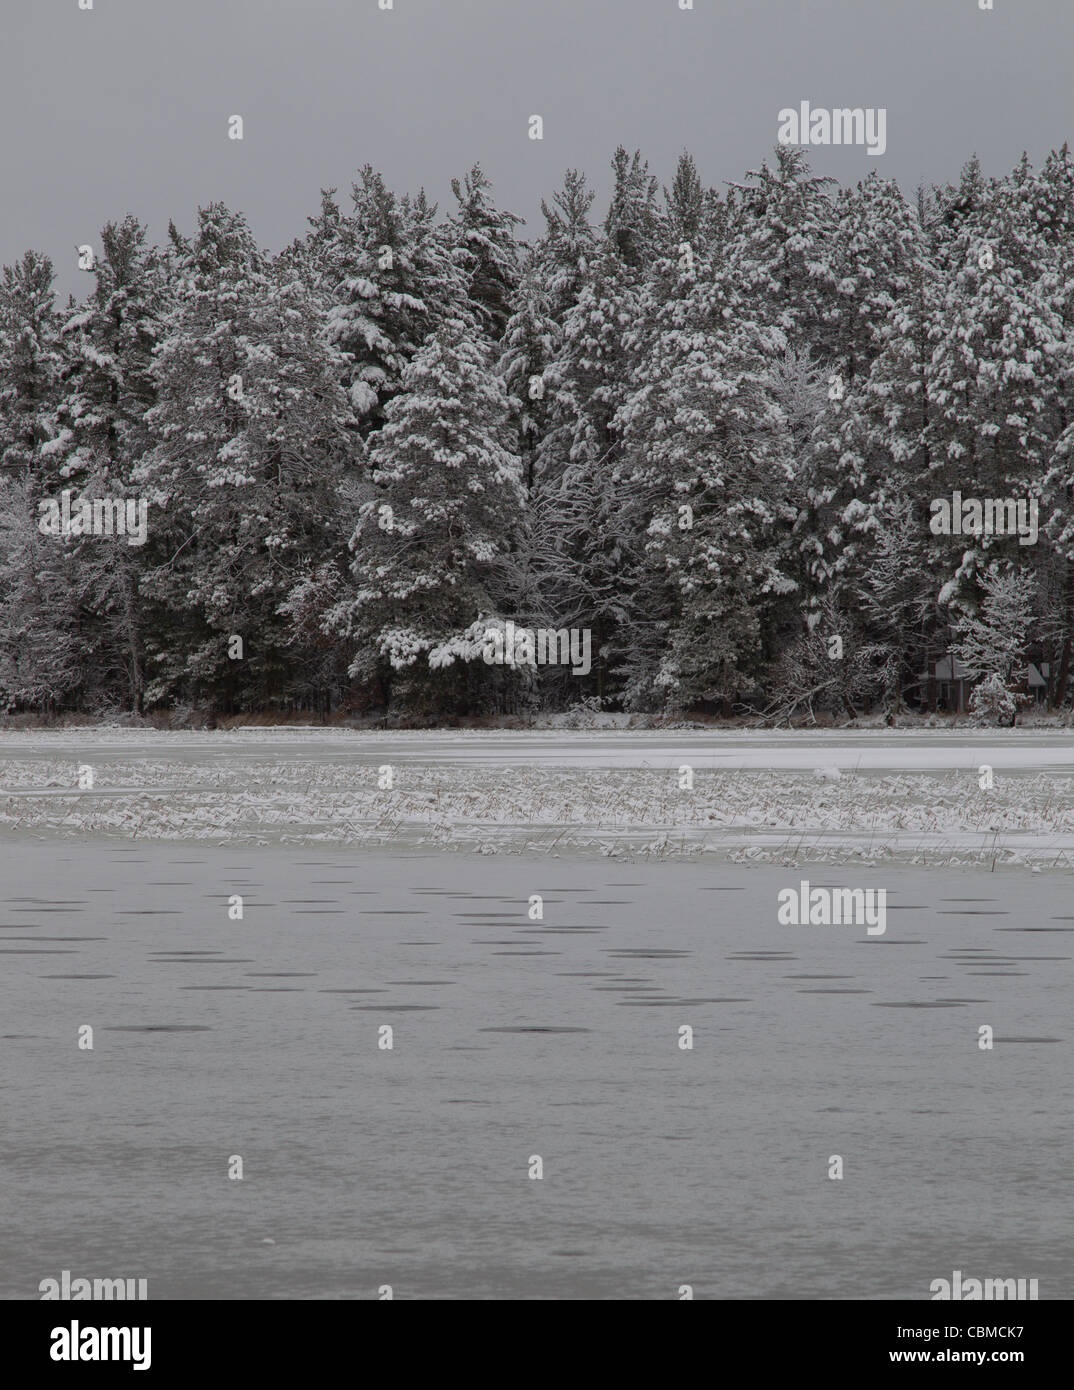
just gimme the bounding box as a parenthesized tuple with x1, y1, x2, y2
(3, 0, 1071, 296)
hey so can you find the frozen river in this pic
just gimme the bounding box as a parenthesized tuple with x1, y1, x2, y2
(2, 835, 1070, 1300)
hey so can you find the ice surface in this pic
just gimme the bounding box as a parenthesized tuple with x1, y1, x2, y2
(1, 841, 1069, 1300)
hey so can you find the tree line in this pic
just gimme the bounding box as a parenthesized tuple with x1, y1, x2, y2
(1, 144, 1072, 722)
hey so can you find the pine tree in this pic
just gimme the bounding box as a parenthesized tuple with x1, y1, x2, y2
(501, 169, 596, 494)
(0, 476, 82, 710)
(604, 148, 663, 269)
(330, 321, 523, 714)
(830, 172, 921, 386)
(449, 164, 523, 343)
(319, 168, 472, 440)
(615, 256, 798, 710)
(48, 217, 167, 712)
(725, 146, 841, 360)
(531, 243, 642, 698)
(0, 252, 82, 710)
(0, 251, 65, 487)
(136, 204, 354, 711)
(953, 562, 1035, 683)
(857, 495, 938, 718)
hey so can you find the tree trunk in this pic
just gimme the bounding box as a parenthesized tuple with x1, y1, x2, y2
(1050, 560, 1074, 710)
(123, 573, 144, 716)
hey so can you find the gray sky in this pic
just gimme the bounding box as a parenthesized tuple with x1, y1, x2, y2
(3, 0, 1071, 297)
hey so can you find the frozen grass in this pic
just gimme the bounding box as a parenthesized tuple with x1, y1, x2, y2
(1, 751, 1073, 870)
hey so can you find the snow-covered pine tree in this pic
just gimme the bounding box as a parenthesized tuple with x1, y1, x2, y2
(320, 168, 473, 441)
(856, 495, 939, 718)
(330, 320, 524, 715)
(501, 168, 596, 494)
(0, 251, 65, 487)
(725, 146, 841, 362)
(136, 204, 354, 712)
(448, 164, 523, 344)
(47, 217, 168, 712)
(0, 476, 83, 711)
(1035, 145, 1074, 708)
(795, 194, 936, 639)
(519, 153, 668, 701)
(604, 147, 663, 270)
(0, 251, 83, 710)
(923, 162, 1064, 650)
(954, 561, 1036, 724)
(829, 172, 921, 388)
(614, 248, 799, 711)
(530, 242, 642, 701)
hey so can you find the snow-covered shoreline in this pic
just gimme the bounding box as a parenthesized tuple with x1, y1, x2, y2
(1, 730, 1072, 869)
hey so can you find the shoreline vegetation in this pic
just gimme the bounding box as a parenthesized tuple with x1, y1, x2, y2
(0, 709, 1072, 732)
(2, 728, 1073, 870)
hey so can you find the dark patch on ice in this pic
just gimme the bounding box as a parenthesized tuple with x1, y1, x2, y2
(535, 926, 609, 933)
(798, 988, 873, 994)
(150, 957, 255, 964)
(607, 948, 690, 958)
(871, 1001, 967, 1008)
(41, 973, 115, 979)
(480, 1026, 591, 1034)
(105, 1024, 211, 1032)
(617, 997, 750, 1006)
(491, 950, 560, 956)
(997, 926, 1074, 932)
(349, 1003, 440, 1011)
